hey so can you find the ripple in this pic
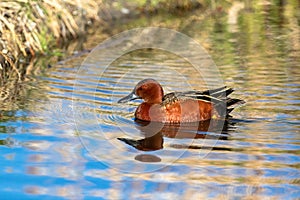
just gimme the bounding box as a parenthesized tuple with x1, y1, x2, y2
(1, 23, 300, 199)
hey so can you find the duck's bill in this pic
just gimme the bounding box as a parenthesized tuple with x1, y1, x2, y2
(118, 92, 140, 103)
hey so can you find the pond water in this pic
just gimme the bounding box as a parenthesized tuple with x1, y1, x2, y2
(1, 3, 300, 199)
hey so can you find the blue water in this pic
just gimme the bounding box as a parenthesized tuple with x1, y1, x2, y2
(1, 4, 300, 199)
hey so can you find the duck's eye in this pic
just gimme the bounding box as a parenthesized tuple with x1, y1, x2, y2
(142, 85, 148, 90)
(136, 85, 147, 96)
(138, 85, 147, 92)
(136, 87, 143, 96)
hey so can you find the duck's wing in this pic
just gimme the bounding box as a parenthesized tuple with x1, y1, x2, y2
(163, 87, 229, 104)
(161, 92, 180, 106)
(163, 86, 245, 114)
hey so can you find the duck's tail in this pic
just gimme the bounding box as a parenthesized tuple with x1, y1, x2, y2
(181, 86, 244, 116)
(205, 86, 245, 116)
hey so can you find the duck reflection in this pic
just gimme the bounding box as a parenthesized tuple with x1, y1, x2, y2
(118, 119, 234, 151)
(118, 131, 163, 151)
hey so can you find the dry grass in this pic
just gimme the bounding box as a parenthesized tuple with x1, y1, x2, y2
(0, 0, 102, 55)
(0, 0, 104, 87)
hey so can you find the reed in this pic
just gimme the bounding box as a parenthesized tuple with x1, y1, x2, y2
(1, 0, 102, 54)
(0, 0, 103, 85)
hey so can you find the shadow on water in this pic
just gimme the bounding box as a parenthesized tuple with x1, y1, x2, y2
(118, 119, 237, 152)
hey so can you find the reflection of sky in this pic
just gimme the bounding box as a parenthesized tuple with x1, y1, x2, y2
(1, 3, 300, 198)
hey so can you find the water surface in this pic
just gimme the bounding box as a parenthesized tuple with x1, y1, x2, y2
(1, 2, 300, 199)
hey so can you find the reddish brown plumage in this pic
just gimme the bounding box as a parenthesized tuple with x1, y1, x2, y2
(135, 99, 217, 123)
(118, 79, 244, 123)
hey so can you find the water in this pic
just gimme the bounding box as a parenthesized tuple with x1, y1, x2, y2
(1, 3, 300, 199)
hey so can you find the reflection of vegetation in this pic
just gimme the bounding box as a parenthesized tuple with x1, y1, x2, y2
(0, 138, 15, 147)
(0, 110, 17, 147)
(0, 124, 15, 135)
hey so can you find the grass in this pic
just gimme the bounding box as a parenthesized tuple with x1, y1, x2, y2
(0, 0, 104, 86)
(0, 0, 103, 55)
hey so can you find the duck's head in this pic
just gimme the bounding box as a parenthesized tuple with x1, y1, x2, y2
(118, 79, 164, 104)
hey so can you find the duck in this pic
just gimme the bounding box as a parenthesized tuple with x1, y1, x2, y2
(118, 79, 244, 123)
